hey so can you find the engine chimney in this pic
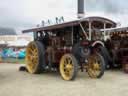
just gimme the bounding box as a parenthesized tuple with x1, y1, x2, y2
(77, 0, 85, 19)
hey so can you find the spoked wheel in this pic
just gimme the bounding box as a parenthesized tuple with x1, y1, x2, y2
(26, 41, 45, 74)
(87, 52, 105, 78)
(60, 54, 78, 81)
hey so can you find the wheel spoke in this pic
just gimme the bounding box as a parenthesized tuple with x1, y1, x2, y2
(88, 68, 96, 78)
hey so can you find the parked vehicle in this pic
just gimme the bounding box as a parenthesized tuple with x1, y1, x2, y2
(23, 16, 116, 80)
(100, 27, 128, 69)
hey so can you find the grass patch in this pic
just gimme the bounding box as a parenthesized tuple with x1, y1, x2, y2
(2, 58, 25, 64)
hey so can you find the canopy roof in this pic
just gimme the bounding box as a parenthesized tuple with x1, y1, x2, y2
(100, 27, 128, 33)
(23, 16, 116, 33)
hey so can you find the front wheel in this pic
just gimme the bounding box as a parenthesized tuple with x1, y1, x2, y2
(86, 52, 105, 78)
(59, 54, 78, 81)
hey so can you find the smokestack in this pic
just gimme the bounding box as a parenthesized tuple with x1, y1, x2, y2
(77, 0, 85, 19)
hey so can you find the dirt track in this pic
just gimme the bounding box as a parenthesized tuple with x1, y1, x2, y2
(0, 63, 128, 96)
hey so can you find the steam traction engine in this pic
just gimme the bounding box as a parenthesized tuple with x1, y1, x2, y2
(101, 27, 128, 71)
(23, 16, 117, 80)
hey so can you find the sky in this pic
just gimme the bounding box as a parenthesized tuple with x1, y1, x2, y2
(0, 0, 128, 34)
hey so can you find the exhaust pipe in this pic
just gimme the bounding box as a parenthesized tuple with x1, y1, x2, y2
(77, 0, 85, 19)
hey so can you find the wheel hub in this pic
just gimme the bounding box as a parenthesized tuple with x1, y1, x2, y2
(66, 64, 73, 70)
(93, 63, 100, 70)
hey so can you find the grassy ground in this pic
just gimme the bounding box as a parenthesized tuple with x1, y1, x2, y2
(1, 58, 25, 64)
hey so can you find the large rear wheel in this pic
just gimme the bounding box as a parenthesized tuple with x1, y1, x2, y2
(87, 52, 105, 78)
(26, 41, 45, 74)
(59, 54, 78, 81)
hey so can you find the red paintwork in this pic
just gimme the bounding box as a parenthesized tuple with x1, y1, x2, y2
(45, 47, 72, 64)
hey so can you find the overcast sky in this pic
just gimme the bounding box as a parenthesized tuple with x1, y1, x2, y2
(0, 0, 128, 34)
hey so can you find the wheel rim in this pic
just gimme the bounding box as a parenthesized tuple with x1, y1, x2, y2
(26, 42, 39, 73)
(87, 53, 102, 78)
(60, 55, 74, 80)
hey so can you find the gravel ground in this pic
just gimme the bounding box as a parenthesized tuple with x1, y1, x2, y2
(0, 63, 128, 96)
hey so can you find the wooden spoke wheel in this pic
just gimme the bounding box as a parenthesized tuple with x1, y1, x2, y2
(87, 52, 105, 78)
(60, 54, 78, 81)
(26, 41, 45, 74)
